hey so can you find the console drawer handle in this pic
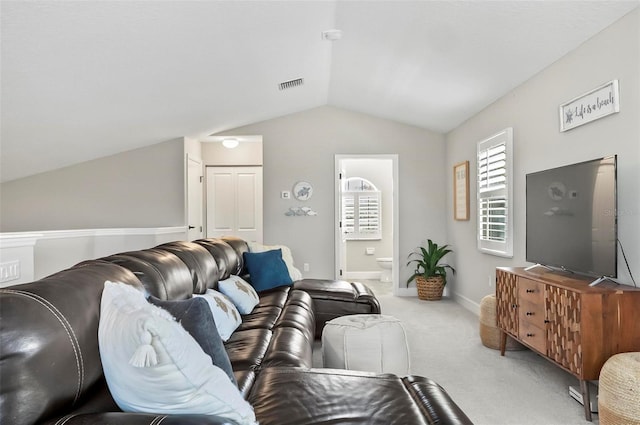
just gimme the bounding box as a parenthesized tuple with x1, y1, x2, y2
(526, 333, 535, 337)
(544, 320, 550, 323)
(526, 289, 535, 293)
(526, 312, 534, 316)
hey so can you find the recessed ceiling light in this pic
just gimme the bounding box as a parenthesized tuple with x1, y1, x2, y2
(222, 138, 239, 149)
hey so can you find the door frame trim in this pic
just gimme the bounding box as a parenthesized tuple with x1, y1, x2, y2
(185, 154, 204, 241)
(334, 154, 399, 295)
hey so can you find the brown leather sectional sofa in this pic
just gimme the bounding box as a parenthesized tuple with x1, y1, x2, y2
(0, 236, 473, 425)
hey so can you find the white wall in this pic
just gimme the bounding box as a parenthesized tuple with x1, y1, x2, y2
(185, 136, 203, 160)
(216, 106, 447, 289)
(31, 228, 186, 280)
(0, 139, 186, 231)
(0, 138, 191, 283)
(0, 228, 187, 285)
(445, 9, 640, 313)
(202, 140, 263, 166)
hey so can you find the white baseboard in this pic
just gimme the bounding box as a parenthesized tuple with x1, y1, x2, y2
(453, 292, 481, 316)
(344, 271, 381, 280)
(394, 286, 418, 297)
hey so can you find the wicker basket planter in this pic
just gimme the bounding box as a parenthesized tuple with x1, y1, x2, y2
(407, 239, 455, 301)
(416, 276, 445, 301)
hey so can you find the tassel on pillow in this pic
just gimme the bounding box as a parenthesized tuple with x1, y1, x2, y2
(129, 328, 158, 368)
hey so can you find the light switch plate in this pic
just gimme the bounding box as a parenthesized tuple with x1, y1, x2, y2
(281, 191, 291, 199)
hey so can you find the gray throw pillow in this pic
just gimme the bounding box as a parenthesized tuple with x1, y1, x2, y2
(147, 295, 236, 386)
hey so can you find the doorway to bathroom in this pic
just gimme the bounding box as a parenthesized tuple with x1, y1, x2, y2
(335, 155, 399, 294)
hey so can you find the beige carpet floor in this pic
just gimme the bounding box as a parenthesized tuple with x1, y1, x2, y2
(313, 280, 599, 425)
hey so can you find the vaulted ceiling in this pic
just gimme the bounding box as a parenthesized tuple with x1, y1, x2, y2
(1, 1, 637, 182)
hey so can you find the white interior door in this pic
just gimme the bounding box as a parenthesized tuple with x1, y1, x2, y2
(206, 166, 263, 243)
(186, 155, 204, 241)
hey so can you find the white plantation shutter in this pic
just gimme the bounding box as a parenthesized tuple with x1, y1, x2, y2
(342, 191, 382, 240)
(478, 143, 506, 192)
(478, 197, 507, 241)
(342, 195, 356, 235)
(357, 193, 380, 235)
(342, 177, 381, 240)
(477, 128, 513, 257)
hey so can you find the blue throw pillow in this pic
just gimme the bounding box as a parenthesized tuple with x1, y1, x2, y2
(243, 249, 294, 292)
(147, 296, 236, 386)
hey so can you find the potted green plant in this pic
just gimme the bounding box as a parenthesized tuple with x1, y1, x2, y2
(406, 239, 455, 300)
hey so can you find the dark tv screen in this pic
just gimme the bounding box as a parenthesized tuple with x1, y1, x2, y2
(526, 156, 617, 278)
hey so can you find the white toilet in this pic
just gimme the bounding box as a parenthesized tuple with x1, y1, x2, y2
(376, 257, 393, 282)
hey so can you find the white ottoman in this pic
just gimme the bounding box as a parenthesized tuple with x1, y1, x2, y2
(321, 314, 410, 376)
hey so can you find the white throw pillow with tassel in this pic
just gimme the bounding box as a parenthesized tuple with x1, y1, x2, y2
(98, 281, 257, 425)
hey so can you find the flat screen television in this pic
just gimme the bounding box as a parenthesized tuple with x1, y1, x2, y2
(526, 155, 617, 279)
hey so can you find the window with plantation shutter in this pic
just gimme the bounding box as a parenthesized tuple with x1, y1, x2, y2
(477, 128, 513, 257)
(342, 177, 381, 240)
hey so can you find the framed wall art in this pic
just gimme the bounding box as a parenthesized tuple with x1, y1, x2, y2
(293, 181, 313, 201)
(559, 80, 619, 132)
(453, 161, 470, 221)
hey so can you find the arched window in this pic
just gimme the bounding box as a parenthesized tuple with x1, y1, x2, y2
(342, 177, 381, 240)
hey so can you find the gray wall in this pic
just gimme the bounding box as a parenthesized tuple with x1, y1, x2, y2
(445, 9, 640, 311)
(0, 139, 186, 231)
(217, 106, 447, 284)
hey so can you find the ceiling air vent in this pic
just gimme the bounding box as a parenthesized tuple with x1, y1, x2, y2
(279, 78, 304, 91)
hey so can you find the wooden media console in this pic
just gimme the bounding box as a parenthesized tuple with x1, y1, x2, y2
(495, 267, 640, 421)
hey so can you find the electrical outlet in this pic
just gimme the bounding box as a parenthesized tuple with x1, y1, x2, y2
(0, 260, 20, 284)
(303, 263, 310, 272)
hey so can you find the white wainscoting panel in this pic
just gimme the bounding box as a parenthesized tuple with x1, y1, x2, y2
(0, 227, 186, 284)
(0, 233, 41, 287)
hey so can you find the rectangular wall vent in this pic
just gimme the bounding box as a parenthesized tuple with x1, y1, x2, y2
(278, 78, 304, 91)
